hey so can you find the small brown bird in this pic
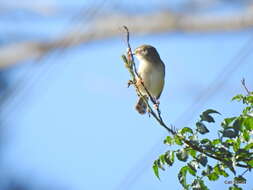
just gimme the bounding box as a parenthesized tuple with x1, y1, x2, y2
(134, 45, 165, 114)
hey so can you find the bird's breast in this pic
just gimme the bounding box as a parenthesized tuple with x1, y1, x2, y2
(138, 60, 165, 98)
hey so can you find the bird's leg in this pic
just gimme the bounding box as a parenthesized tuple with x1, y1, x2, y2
(136, 76, 145, 94)
(136, 76, 144, 86)
(147, 107, 151, 117)
(153, 97, 160, 110)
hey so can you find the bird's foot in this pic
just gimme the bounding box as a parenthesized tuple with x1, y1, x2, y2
(127, 80, 134, 88)
(136, 77, 144, 89)
(153, 98, 160, 110)
(147, 107, 151, 117)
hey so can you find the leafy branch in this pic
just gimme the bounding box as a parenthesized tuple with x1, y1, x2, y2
(121, 26, 253, 190)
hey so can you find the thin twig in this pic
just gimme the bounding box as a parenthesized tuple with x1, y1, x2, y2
(122, 26, 137, 74)
(241, 78, 251, 95)
(240, 168, 249, 176)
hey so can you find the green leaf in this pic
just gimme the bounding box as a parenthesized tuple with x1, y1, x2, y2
(226, 160, 236, 175)
(192, 179, 209, 190)
(164, 151, 175, 166)
(176, 149, 188, 162)
(224, 139, 234, 146)
(200, 115, 215, 123)
(189, 139, 199, 147)
(243, 106, 252, 115)
(244, 105, 251, 112)
(235, 149, 251, 162)
(159, 154, 165, 165)
(157, 155, 166, 170)
(223, 117, 237, 127)
(242, 130, 250, 142)
(232, 94, 244, 102)
(222, 129, 238, 138)
(233, 118, 243, 131)
(234, 176, 246, 185)
(179, 127, 193, 135)
(244, 143, 253, 150)
(201, 165, 212, 176)
(153, 161, 160, 180)
(215, 164, 229, 177)
(197, 154, 208, 167)
(200, 139, 211, 144)
(229, 185, 243, 190)
(213, 165, 221, 174)
(202, 109, 221, 115)
(207, 172, 219, 181)
(164, 136, 174, 145)
(200, 109, 220, 123)
(196, 122, 209, 134)
(247, 159, 253, 167)
(243, 117, 253, 130)
(188, 149, 196, 158)
(174, 135, 183, 145)
(232, 138, 241, 152)
(157, 159, 165, 171)
(212, 139, 221, 145)
(246, 95, 253, 104)
(187, 166, 196, 176)
(178, 166, 188, 188)
(187, 161, 199, 176)
(248, 111, 253, 117)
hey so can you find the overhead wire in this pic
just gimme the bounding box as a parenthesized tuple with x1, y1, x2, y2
(0, 0, 109, 123)
(0, 1, 96, 109)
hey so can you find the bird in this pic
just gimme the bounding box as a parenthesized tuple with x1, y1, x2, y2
(133, 45, 165, 114)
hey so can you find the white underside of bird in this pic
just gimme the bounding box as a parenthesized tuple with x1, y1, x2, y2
(137, 59, 165, 99)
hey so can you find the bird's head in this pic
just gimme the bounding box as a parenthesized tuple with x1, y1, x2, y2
(133, 45, 161, 62)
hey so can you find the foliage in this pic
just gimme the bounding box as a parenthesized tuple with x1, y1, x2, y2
(153, 93, 253, 190)
(121, 27, 252, 190)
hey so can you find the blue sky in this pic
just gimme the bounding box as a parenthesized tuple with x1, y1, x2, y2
(1, 1, 253, 190)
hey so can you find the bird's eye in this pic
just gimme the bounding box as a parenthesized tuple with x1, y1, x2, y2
(143, 49, 148, 54)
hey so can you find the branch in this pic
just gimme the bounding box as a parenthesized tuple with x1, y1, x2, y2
(121, 26, 175, 135)
(241, 78, 251, 95)
(121, 26, 253, 170)
(2, 9, 253, 67)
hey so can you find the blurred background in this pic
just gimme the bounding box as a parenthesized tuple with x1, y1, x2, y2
(0, 0, 253, 189)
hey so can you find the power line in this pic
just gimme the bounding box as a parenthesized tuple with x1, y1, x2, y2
(114, 34, 253, 190)
(0, 0, 109, 124)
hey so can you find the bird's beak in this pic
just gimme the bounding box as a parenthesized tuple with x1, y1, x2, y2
(133, 49, 138, 55)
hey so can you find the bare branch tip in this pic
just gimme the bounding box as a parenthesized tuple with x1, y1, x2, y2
(241, 78, 250, 95)
(122, 25, 129, 32)
(241, 78, 245, 85)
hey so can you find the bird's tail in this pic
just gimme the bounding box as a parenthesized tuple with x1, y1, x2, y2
(135, 97, 147, 114)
